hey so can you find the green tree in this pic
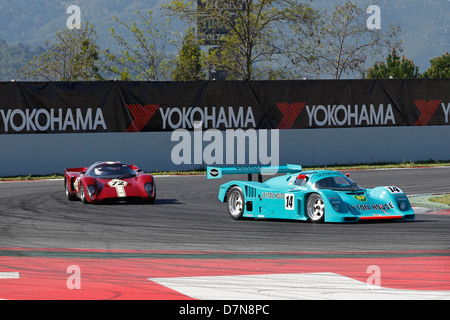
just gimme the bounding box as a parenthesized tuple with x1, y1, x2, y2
(172, 28, 205, 81)
(422, 53, 450, 79)
(104, 10, 173, 81)
(164, 0, 318, 80)
(18, 22, 102, 81)
(302, 1, 401, 79)
(366, 48, 420, 79)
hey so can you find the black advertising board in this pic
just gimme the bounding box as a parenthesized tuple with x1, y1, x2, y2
(0, 79, 448, 134)
(0, 81, 117, 134)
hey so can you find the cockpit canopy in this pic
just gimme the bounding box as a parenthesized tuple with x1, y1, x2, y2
(87, 162, 136, 179)
(314, 175, 361, 191)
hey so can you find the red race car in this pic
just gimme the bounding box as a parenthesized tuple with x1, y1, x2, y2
(65, 161, 156, 204)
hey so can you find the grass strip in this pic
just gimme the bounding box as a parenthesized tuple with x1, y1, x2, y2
(429, 194, 450, 205)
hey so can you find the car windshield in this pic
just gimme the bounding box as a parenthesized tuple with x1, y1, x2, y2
(314, 176, 362, 191)
(88, 163, 136, 179)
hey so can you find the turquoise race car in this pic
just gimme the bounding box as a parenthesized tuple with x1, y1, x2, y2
(207, 165, 415, 223)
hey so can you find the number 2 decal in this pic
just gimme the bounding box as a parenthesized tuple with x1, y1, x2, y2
(285, 193, 295, 210)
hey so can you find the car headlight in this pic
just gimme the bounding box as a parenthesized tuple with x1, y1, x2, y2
(330, 198, 343, 212)
(144, 182, 153, 196)
(396, 196, 409, 211)
(398, 200, 408, 211)
(87, 185, 96, 198)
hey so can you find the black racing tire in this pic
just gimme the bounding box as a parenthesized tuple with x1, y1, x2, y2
(146, 186, 156, 204)
(80, 182, 89, 204)
(306, 193, 325, 223)
(65, 178, 77, 201)
(227, 186, 245, 220)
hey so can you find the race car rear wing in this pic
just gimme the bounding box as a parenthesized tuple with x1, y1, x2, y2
(65, 167, 88, 174)
(207, 164, 302, 182)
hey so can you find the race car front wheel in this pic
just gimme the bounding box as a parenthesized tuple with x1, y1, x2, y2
(306, 193, 325, 223)
(65, 178, 77, 201)
(227, 186, 245, 220)
(80, 182, 89, 204)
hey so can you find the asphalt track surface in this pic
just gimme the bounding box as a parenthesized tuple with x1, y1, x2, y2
(0, 167, 450, 301)
(1, 167, 449, 252)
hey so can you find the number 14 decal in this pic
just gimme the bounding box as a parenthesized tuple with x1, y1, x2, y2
(285, 193, 295, 210)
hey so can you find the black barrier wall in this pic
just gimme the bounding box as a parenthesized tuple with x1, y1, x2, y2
(0, 80, 449, 134)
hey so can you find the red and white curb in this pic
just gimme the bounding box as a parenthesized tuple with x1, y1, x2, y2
(1, 249, 449, 300)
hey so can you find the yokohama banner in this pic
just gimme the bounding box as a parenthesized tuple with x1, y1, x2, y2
(0, 80, 448, 134)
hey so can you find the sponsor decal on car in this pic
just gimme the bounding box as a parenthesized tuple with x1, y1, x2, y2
(261, 192, 284, 199)
(347, 201, 395, 212)
(354, 195, 368, 202)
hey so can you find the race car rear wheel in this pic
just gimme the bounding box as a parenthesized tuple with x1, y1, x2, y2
(306, 193, 325, 223)
(227, 186, 245, 220)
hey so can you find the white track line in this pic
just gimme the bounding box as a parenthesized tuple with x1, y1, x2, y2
(150, 273, 450, 300)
